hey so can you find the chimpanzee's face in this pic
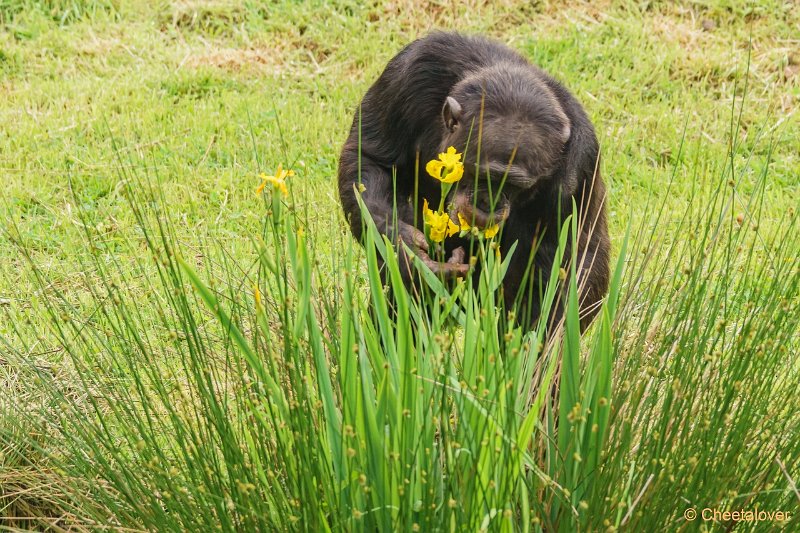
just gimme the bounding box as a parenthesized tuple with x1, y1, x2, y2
(439, 95, 570, 224)
(440, 116, 546, 223)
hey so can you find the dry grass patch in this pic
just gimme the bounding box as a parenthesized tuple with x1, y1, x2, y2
(184, 47, 283, 74)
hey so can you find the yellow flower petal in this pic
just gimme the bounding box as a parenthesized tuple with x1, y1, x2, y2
(439, 146, 462, 169)
(423, 198, 434, 221)
(441, 164, 463, 184)
(457, 212, 471, 232)
(483, 224, 500, 239)
(426, 160, 444, 180)
(277, 168, 295, 181)
(446, 218, 459, 237)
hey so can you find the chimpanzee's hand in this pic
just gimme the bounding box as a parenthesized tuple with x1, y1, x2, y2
(450, 193, 511, 232)
(397, 221, 469, 279)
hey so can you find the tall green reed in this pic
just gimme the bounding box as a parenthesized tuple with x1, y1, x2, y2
(1, 149, 626, 531)
(2, 108, 798, 532)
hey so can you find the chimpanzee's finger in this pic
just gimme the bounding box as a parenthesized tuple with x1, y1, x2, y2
(400, 222, 429, 252)
(433, 260, 470, 278)
(404, 244, 469, 278)
(448, 246, 466, 265)
(410, 228, 429, 251)
(421, 255, 469, 278)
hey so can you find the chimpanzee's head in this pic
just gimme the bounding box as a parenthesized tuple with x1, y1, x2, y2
(439, 62, 572, 222)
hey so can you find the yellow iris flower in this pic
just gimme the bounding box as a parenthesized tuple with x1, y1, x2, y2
(457, 212, 500, 239)
(423, 199, 459, 243)
(256, 164, 295, 196)
(426, 146, 464, 184)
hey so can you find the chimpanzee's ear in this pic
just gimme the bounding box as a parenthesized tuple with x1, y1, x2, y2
(559, 123, 572, 145)
(442, 96, 462, 132)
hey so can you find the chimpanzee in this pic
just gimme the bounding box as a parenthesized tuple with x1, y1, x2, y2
(337, 32, 610, 332)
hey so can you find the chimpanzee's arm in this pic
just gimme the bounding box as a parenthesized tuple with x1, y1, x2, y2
(337, 36, 476, 279)
(338, 127, 468, 280)
(337, 134, 418, 245)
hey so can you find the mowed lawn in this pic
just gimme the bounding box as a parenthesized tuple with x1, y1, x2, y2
(1, 0, 799, 530)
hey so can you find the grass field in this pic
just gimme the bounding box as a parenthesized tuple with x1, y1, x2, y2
(1, 0, 799, 531)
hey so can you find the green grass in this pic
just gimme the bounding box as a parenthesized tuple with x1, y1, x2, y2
(1, 0, 799, 531)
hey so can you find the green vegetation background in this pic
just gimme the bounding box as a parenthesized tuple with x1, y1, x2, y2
(1, 0, 798, 530)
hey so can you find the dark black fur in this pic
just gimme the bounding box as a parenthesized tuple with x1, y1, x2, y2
(338, 32, 610, 332)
